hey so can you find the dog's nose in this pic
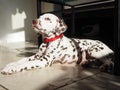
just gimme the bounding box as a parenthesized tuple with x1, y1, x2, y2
(32, 20, 38, 24)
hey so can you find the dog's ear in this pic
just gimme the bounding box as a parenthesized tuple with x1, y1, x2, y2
(55, 18, 67, 35)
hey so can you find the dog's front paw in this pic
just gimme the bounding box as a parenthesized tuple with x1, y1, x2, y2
(1, 63, 18, 75)
(1, 58, 29, 75)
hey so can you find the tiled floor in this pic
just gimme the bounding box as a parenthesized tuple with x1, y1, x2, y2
(0, 42, 120, 90)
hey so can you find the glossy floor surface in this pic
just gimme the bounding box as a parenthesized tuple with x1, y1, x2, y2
(0, 42, 120, 90)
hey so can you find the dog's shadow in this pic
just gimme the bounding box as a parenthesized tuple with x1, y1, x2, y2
(16, 47, 38, 57)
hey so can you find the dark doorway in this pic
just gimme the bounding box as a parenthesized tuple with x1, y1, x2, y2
(64, 8, 114, 49)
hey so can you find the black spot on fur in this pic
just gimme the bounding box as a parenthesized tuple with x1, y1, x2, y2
(57, 40, 61, 48)
(69, 41, 72, 43)
(20, 69, 23, 72)
(59, 54, 62, 57)
(50, 50, 54, 54)
(82, 43, 85, 45)
(46, 55, 50, 58)
(44, 33, 50, 37)
(68, 55, 70, 57)
(53, 48, 56, 50)
(60, 46, 67, 50)
(61, 46, 64, 48)
(40, 48, 42, 51)
(96, 40, 101, 44)
(77, 41, 81, 44)
(34, 54, 40, 59)
(83, 40, 86, 42)
(53, 57, 56, 59)
(90, 42, 92, 45)
(36, 65, 39, 68)
(100, 47, 104, 50)
(42, 45, 47, 48)
(29, 58, 31, 61)
(43, 56, 48, 61)
(94, 48, 98, 52)
(89, 52, 92, 55)
(47, 62, 49, 65)
(73, 55, 75, 59)
(57, 51, 60, 53)
(63, 47, 67, 50)
(73, 48, 76, 52)
(24, 67, 27, 70)
(31, 66, 34, 69)
(82, 41, 89, 46)
(40, 59, 43, 61)
(44, 29, 47, 32)
(61, 28, 65, 31)
(69, 40, 75, 48)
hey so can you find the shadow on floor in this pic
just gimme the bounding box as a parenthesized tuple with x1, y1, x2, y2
(16, 47, 38, 57)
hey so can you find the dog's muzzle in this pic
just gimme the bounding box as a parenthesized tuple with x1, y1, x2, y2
(32, 19, 42, 34)
(32, 19, 38, 25)
(32, 19, 40, 29)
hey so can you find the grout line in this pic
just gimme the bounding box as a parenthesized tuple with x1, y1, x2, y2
(54, 71, 101, 90)
(0, 84, 9, 90)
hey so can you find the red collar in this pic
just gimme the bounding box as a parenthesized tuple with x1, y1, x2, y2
(45, 34, 64, 43)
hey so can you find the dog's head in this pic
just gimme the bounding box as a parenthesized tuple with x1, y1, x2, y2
(32, 13, 67, 38)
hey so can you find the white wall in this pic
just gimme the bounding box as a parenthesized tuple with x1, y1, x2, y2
(0, 0, 37, 45)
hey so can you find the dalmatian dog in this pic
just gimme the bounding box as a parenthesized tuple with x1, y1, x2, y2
(1, 13, 114, 75)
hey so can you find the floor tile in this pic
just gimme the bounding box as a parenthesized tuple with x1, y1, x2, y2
(0, 42, 120, 90)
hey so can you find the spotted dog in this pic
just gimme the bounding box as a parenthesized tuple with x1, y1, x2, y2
(1, 13, 114, 75)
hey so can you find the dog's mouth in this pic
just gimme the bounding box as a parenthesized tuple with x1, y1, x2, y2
(32, 19, 42, 34)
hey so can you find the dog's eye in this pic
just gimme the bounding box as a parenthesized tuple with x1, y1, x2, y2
(44, 18, 52, 23)
(45, 17, 50, 21)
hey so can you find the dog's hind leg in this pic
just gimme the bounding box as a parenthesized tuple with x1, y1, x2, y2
(79, 50, 89, 67)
